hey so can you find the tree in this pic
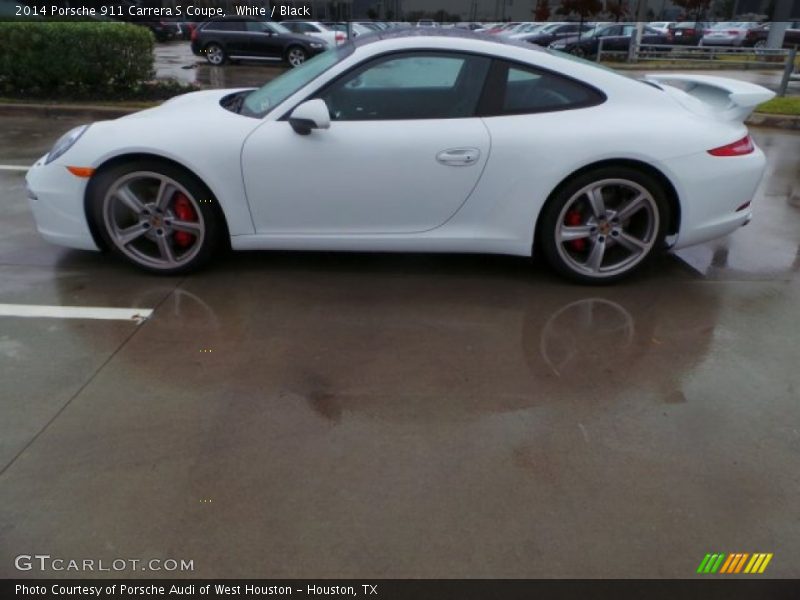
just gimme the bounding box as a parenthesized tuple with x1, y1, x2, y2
(534, 0, 551, 21)
(671, 0, 712, 20)
(711, 0, 735, 18)
(606, 0, 628, 21)
(557, 0, 603, 19)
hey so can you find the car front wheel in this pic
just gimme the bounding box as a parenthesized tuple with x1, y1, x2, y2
(285, 46, 307, 67)
(539, 167, 669, 284)
(89, 160, 224, 274)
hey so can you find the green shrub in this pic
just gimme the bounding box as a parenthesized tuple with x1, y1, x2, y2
(0, 22, 154, 98)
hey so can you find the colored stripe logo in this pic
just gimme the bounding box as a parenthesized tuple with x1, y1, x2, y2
(697, 553, 773, 574)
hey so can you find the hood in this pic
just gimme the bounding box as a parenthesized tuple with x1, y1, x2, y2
(120, 88, 255, 120)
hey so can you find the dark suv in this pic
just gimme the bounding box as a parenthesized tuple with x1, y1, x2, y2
(191, 17, 328, 67)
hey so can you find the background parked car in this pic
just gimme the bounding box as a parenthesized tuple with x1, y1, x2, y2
(700, 22, 762, 47)
(137, 20, 181, 41)
(517, 22, 593, 46)
(666, 22, 711, 45)
(191, 17, 327, 67)
(507, 23, 547, 38)
(648, 21, 675, 34)
(483, 22, 522, 35)
(322, 22, 376, 38)
(551, 24, 667, 59)
(281, 20, 345, 45)
(746, 21, 800, 48)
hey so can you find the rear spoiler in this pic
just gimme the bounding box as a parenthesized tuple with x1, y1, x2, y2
(644, 74, 775, 122)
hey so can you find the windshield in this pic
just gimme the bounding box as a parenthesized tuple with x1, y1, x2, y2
(580, 25, 605, 39)
(540, 23, 564, 33)
(243, 45, 353, 117)
(521, 23, 544, 33)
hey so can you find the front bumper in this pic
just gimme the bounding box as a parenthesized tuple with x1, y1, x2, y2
(25, 155, 100, 251)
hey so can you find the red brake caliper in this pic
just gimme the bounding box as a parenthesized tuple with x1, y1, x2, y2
(172, 193, 197, 248)
(565, 209, 586, 252)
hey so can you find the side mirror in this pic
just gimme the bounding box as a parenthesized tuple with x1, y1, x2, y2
(288, 99, 331, 136)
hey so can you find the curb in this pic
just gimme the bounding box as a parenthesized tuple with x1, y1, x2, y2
(746, 113, 800, 130)
(0, 102, 147, 119)
(0, 101, 798, 131)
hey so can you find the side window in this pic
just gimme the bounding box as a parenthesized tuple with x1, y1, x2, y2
(487, 61, 604, 116)
(215, 21, 244, 32)
(245, 21, 267, 33)
(319, 52, 491, 121)
(204, 21, 227, 32)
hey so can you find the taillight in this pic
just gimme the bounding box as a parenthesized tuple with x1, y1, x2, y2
(708, 135, 755, 157)
(686, 28, 695, 35)
(191, 26, 198, 42)
(335, 33, 345, 42)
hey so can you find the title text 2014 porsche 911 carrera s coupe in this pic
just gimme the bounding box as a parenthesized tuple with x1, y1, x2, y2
(25, 29, 774, 283)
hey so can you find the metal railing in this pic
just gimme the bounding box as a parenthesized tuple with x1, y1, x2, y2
(596, 41, 798, 96)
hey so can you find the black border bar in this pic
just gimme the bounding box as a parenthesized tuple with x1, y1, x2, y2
(4, 579, 800, 600)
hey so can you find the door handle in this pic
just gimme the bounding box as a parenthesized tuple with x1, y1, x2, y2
(436, 148, 481, 167)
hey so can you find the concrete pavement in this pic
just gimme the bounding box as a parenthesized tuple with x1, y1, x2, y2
(0, 118, 799, 578)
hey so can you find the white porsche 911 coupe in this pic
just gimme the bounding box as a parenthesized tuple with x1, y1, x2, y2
(26, 29, 774, 283)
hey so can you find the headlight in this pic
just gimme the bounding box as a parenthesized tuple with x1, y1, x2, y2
(45, 124, 89, 165)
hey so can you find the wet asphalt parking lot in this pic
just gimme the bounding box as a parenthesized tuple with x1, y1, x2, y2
(0, 111, 799, 578)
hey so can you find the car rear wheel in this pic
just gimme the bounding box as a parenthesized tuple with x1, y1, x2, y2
(89, 161, 224, 275)
(539, 167, 669, 284)
(286, 46, 307, 67)
(205, 43, 226, 66)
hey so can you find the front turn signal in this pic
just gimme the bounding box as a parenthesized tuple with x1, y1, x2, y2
(66, 166, 96, 178)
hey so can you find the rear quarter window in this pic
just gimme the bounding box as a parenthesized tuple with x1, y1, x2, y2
(482, 60, 606, 116)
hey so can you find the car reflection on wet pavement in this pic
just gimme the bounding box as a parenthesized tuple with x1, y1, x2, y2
(0, 114, 799, 578)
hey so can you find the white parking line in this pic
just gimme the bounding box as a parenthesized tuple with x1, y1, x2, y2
(0, 303, 152, 323)
(0, 165, 30, 172)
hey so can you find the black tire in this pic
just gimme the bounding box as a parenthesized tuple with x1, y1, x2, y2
(538, 166, 670, 285)
(285, 45, 308, 68)
(88, 159, 226, 275)
(204, 43, 226, 66)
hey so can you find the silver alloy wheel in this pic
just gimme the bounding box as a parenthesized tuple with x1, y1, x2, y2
(206, 44, 224, 65)
(287, 47, 306, 67)
(102, 172, 206, 271)
(554, 178, 659, 278)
